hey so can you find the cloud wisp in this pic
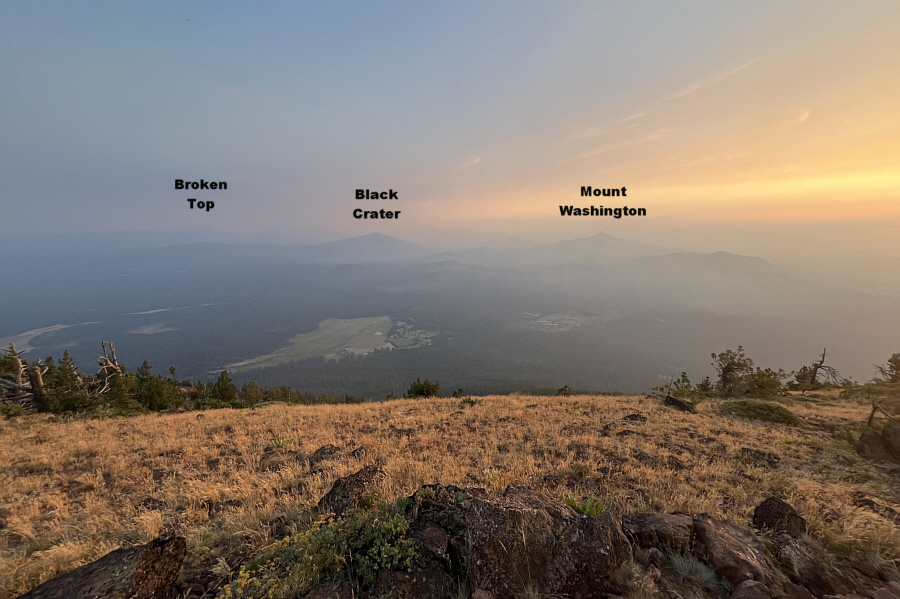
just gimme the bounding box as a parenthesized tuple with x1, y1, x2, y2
(563, 129, 670, 164)
(457, 157, 482, 170)
(663, 59, 758, 101)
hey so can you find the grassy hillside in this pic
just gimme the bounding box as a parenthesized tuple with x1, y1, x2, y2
(1, 394, 898, 596)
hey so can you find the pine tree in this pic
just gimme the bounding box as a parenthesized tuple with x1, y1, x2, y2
(48, 350, 86, 413)
(711, 346, 754, 397)
(876, 353, 900, 384)
(241, 379, 264, 406)
(211, 370, 237, 405)
(106, 370, 140, 414)
(136, 361, 181, 411)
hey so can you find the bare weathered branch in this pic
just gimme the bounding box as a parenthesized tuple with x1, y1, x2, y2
(8, 343, 26, 386)
(97, 340, 123, 378)
(808, 348, 843, 385)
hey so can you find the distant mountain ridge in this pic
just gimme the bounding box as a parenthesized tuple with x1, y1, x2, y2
(1, 228, 896, 390)
(289, 232, 428, 263)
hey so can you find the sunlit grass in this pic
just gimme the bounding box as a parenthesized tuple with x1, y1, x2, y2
(1, 394, 897, 595)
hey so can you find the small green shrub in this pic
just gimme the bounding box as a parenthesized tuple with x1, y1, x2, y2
(556, 385, 573, 396)
(1, 402, 26, 419)
(459, 396, 482, 408)
(565, 496, 605, 517)
(720, 400, 802, 426)
(217, 502, 425, 599)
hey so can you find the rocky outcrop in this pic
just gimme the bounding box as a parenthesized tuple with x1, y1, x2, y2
(752, 496, 807, 537)
(664, 394, 697, 413)
(881, 420, 900, 461)
(317, 464, 385, 517)
(20, 535, 186, 599)
(857, 428, 892, 462)
(770, 533, 854, 597)
(309, 444, 341, 468)
(872, 582, 900, 599)
(400, 484, 632, 599)
(730, 580, 774, 599)
(464, 486, 631, 599)
(692, 513, 781, 587)
(368, 561, 456, 599)
(222, 485, 896, 599)
(258, 445, 301, 471)
(621, 512, 693, 553)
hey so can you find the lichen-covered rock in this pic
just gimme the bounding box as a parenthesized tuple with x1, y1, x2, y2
(405, 484, 483, 573)
(771, 534, 853, 597)
(464, 486, 631, 599)
(621, 512, 693, 552)
(309, 444, 341, 468)
(368, 561, 456, 599)
(730, 580, 774, 599)
(692, 513, 779, 587)
(258, 445, 301, 471)
(871, 582, 900, 599)
(21, 535, 186, 599)
(317, 464, 385, 517)
(411, 525, 451, 562)
(752, 497, 806, 537)
(664, 394, 696, 413)
(856, 429, 895, 463)
(882, 420, 900, 462)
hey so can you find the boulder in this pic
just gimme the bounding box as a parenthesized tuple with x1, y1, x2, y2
(752, 497, 807, 537)
(259, 445, 301, 471)
(771, 533, 854, 597)
(882, 420, 900, 461)
(316, 464, 385, 517)
(692, 514, 780, 587)
(856, 429, 895, 463)
(309, 444, 341, 467)
(730, 580, 774, 599)
(621, 512, 693, 553)
(871, 582, 900, 599)
(368, 561, 457, 599)
(852, 492, 900, 525)
(21, 535, 186, 599)
(780, 581, 816, 599)
(411, 525, 451, 563)
(464, 486, 631, 598)
(664, 395, 696, 413)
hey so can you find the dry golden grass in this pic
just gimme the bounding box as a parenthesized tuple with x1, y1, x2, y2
(1, 394, 898, 597)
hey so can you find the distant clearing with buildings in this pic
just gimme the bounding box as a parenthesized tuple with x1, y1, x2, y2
(226, 316, 435, 372)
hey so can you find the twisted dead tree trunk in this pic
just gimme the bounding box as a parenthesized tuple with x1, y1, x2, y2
(27, 365, 44, 405)
(8, 343, 26, 386)
(809, 348, 842, 385)
(96, 340, 123, 394)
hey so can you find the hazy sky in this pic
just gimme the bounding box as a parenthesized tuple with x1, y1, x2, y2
(1, 2, 898, 257)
